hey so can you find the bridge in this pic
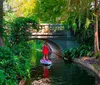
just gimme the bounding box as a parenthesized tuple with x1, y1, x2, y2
(29, 24, 78, 50)
(29, 24, 67, 39)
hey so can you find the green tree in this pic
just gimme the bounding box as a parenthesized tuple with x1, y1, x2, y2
(38, 0, 68, 23)
(66, 0, 100, 54)
(6, 0, 39, 21)
(5, 0, 100, 54)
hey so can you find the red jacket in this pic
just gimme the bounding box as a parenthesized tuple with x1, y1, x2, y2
(42, 44, 49, 55)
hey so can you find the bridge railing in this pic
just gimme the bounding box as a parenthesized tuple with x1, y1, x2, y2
(37, 24, 65, 30)
(29, 24, 67, 39)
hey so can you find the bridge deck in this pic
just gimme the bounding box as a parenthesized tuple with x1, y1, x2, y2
(29, 32, 67, 39)
(31, 32, 66, 36)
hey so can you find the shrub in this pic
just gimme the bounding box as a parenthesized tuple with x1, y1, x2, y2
(0, 46, 18, 85)
(0, 44, 32, 85)
(10, 42, 32, 79)
(64, 45, 93, 59)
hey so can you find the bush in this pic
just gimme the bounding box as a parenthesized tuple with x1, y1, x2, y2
(10, 42, 32, 79)
(2, 17, 39, 85)
(0, 46, 18, 85)
(64, 45, 93, 59)
(0, 43, 32, 85)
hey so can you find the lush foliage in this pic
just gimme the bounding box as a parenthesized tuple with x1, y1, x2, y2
(75, 26, 94, 45)
(28, 40, 43, 66)
(6, 0, 100, 27)
(6, 0, 39, 21)
(64, 45, 94, 59)
(38, 0, 68, 23)
(1, 15, 39, 84)
(11, 42, 32, 78)
(4, 17, 38, 47)
(0, 43, 33, 85)
(0, 46, 18, 85)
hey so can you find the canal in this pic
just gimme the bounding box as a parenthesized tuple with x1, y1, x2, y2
(26, 34, 95, 85)
(28, 48, 95, 85)
(49, 56, 95, 85)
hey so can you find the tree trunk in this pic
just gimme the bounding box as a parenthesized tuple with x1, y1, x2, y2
(0, 0, 4, 46)
(94, 0, 99, 53)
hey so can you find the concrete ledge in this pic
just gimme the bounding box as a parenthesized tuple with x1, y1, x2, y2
(73, 58, 100, 85)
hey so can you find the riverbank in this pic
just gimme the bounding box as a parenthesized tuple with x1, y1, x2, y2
(73, 57, 100, 85)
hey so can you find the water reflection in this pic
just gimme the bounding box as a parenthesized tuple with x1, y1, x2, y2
(42, 65, 51, 83)
(43, 66, 50, 78)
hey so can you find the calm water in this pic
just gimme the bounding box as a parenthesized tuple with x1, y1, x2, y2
(28, 51, 95, 85)
(49, 61, 95, 85)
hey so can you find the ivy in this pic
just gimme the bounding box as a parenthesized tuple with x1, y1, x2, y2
(7, 17, 38, 46)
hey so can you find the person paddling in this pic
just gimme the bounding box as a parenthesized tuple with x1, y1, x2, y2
(42, 42, 49, 60)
